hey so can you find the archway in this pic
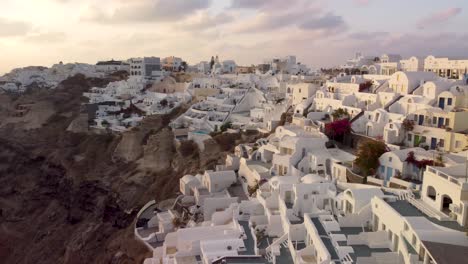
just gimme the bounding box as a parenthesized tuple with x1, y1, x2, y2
(441, 195, 453, 214)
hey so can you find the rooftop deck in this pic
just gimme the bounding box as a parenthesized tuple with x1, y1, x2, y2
(311, 217, 340, 261)
(388, 200, 465, 231)
(239, 221, 256, 256)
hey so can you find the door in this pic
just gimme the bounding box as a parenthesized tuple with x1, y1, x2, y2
(386, 168, 394, 181)
(431, 138, 437, 150)
(438, 117, 444, 128)
(414, 135, 420, 147)
(393, 235, 399, 251)
(438, 98, 445, 109)
(285, 191, 292, 204)
(418, 115, 424, 125)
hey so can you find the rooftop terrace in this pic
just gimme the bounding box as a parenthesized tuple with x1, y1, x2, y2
(388, 200, 465, 232)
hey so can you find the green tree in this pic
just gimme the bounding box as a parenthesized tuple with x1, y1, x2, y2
(354, 140, 387, 176)
(331, 108, 349, 120)
(220, 122, 232, 132)
(209, 56, 215, 70)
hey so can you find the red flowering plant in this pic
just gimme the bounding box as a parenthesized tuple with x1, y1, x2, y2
(325, 119, 351, 141)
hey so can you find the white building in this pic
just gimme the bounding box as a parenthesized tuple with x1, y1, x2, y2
(130, 57, 163, 80)
(96, 59, 130, 73)
(424, 55, 468, 80)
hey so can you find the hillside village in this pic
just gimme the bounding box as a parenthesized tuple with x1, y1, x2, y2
(1, 53, 468, 264)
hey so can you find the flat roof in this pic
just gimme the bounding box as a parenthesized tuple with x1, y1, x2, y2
(311, 217, 340, 261)
(423, 240, 468, 264)
(388, 200, 465, 232)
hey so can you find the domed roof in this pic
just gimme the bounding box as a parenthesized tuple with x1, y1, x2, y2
(301, 174, 327, 184)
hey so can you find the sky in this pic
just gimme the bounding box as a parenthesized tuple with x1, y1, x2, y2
(0, 0, 467, 74)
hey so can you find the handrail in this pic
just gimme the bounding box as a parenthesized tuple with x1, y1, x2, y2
(265, 232, 289, 254)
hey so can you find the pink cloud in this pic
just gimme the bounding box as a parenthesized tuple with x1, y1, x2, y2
(417, 7, 462, 29)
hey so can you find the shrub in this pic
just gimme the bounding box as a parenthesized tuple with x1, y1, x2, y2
(178, 140, 198, 157)
(331, 108, 349, 120)
(213, 132, 241, 151)
(354, 140, 387, 176)
(325, 119, 351, 140)
(220, 122, 232, 132)
(160, 99, 168, 107)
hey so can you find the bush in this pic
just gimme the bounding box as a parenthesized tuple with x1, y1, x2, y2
(331, 108, 349, 120)
(354, 140, 387, 176)
(178, 140, 198, 157)
(220, 122, 232, 132)
(213, 132, 241, 151)
(325, 119, 351, 141)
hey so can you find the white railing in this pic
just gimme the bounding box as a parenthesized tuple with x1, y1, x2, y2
(265, 232, 289, 258)
(427, 166, 464, 187)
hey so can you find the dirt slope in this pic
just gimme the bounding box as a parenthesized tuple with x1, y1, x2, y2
(0, 74, 263, 264)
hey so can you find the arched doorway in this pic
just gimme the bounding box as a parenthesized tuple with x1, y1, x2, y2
(441, 195, 453, 214)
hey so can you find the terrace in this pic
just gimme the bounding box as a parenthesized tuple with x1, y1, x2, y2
(388, 199, 465, 231)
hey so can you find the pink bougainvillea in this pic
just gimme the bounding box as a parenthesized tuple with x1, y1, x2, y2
(325, 119, 351, 138)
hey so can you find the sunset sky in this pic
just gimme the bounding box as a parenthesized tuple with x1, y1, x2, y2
(0, 0, 467, 73)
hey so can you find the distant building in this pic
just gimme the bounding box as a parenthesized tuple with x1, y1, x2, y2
(196, 61, 211, 74)
(256, 63, 271, 74)
(96, 59, 130, 73)
(129, 57, 163, 80)
(424, 55, 468, 79)
(162, 56, 183, 72)
(400, 56, 424, 72)
(236, 66, 254, 74)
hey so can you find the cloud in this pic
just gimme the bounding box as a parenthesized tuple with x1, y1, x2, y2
(231, 1, 346, 35)
(82, 0, 212, 24)
(230, 0, 293, 11)
(24, 32, 66, 43)
(299, 12, 347, 32)
(348, 31, 389, 40)
(417, 7, 462, 29)
(0, 18, 32, 37)
(179, 11, 234, 31)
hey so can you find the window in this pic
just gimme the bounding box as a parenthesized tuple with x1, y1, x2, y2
(432, 117, 437, 124)
(408, 133, 412, 141)
(439, 139, 445, 148)
(447, 98, 453, 106)
(412, 234, 417, 247)
(304, 194, 308, 200)
(456, 141, 462, 148)
(445, 118, 450, 126)
(390, 124, 393, 129)
(389, 157, 393, 162)
(427, 186, 436, 200)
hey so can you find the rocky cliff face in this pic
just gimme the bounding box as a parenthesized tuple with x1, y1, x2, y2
(0, 74, 257, 264)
